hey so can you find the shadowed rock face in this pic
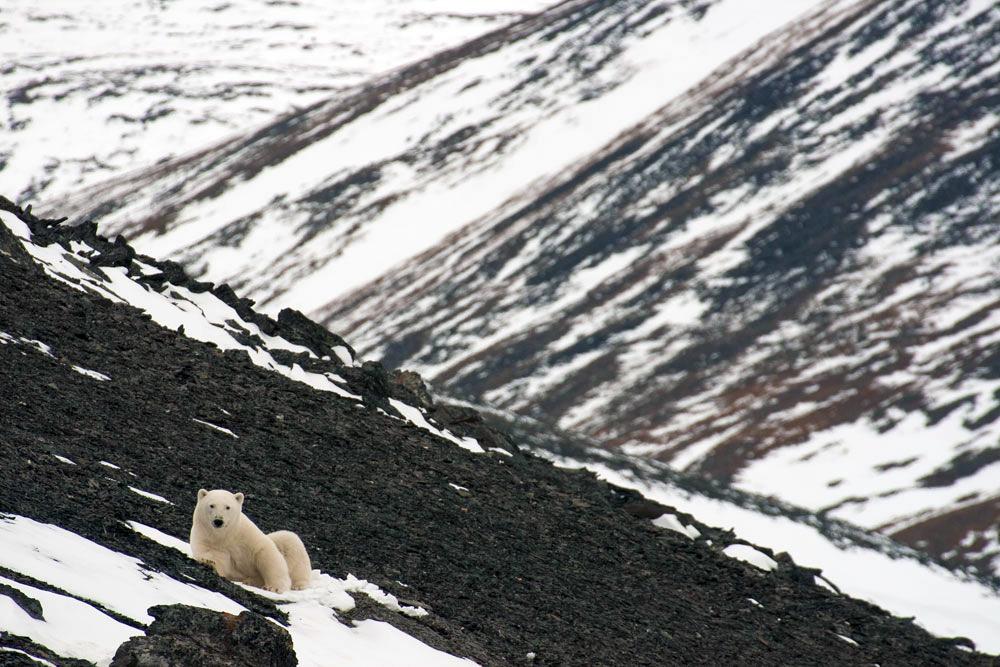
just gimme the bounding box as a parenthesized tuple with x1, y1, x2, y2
(2, 201, 998, 665)
(110, 605, 297, 667)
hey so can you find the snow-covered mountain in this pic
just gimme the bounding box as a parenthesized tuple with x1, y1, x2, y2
(319, 0, 1000, 578)
(1, 0, 554, 201)
(325, 0, 1000, 577)
(3, 197, 1000, 665)
(40, 0, 829, 303)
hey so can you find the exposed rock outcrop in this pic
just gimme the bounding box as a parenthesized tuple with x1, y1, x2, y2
(110, 605, 296, 667)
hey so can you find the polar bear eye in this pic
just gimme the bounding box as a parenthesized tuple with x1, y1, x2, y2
(225, 505, 231, 510)
(209, 504, 215, 509)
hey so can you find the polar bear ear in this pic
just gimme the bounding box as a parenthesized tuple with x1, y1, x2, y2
(198, 489, 208, 500)
(234, 492, 244, 505)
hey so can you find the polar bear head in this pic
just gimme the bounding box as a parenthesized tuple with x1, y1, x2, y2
(197, 488, 244, 531)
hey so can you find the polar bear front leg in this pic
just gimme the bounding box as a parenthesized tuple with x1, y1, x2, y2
(196, 548, 238, 580)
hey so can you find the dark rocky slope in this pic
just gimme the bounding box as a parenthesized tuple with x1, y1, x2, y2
(2, 198, 997, 665)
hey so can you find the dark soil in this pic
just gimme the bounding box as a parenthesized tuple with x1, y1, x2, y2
(1, 198, 997, 666)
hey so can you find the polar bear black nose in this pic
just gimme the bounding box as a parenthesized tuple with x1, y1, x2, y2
(213, 518, 224, 528)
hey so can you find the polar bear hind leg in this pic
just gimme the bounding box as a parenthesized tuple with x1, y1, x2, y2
(269, 530, 312, 590)
(251, 537, 292, 593)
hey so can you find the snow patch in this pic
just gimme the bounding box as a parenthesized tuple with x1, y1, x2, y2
(723, 544, 779, 571)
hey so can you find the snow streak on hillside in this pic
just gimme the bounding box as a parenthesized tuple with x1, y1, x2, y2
(47, 0, 830, 304)
(1, 0, 554, 200)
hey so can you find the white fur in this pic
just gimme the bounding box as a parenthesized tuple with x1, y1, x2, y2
(190, 489, 311, 593)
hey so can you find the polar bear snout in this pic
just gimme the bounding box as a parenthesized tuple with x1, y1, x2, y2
(212, 518, 225, 528)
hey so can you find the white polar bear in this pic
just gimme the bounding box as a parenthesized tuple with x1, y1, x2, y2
(190, 489, 311, 593)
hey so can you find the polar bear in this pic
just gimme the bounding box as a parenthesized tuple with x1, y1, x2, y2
(190, 489, 311, 593)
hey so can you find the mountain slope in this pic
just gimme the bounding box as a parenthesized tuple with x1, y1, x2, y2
(45, 0, 832, 303)
(315, 0, 1000, 576)
(33, 0, 1000, 578)
(4, 200, 1000, 664)
(0, 0, 554, 201)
